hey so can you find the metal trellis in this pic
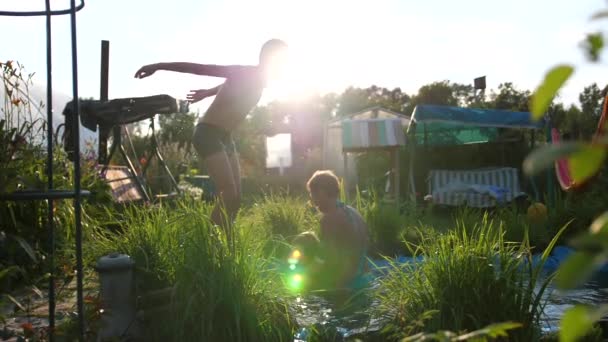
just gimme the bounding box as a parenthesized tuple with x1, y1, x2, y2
(0, 1, 88, 341)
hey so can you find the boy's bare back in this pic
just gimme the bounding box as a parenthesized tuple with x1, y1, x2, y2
(200, 67, 265, 130)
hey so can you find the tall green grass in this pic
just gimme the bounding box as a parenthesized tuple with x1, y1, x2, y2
(246, 191, 317, 239)
(88, 199, 295, 341)
(354, 189, 407, 256)
(374, 215, 569, 341)
(240, 191, 318, 260)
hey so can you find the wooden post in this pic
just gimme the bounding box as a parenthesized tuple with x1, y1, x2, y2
(100, 40, 109, 100)
(395, 148, 400, 209)
(98, 40, 110, 164)
(322, 124, 328, 168)
(343, 151, 348, 201)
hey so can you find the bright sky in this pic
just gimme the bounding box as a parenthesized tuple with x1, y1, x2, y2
(2, 0, 608, 116)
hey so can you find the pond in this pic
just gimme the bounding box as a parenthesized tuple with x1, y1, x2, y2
(291, 249, 608, 341)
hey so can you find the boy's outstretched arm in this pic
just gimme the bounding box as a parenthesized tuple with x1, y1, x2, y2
(187, 85, 223, 103)
(134, 62, 248, 79)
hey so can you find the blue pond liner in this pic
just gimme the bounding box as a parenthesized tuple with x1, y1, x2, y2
(369, 246, 608, 276)
(367, 245, 608, 277)
(280, 245, 608, 287)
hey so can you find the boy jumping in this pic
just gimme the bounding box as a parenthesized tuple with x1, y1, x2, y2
(134, 39, 288, 235)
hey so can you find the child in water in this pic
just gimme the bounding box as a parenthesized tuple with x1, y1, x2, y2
(304, 170, 370, 290)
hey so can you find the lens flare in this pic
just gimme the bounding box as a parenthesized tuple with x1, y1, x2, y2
(288, 273, 304, 291)
(292, 249, 301, 259)
(289, 264, 296, 271)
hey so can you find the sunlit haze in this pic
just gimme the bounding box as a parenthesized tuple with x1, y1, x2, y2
(2, 0, 608, 113)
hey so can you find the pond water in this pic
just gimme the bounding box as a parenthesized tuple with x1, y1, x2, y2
(291, 253, 608, 341)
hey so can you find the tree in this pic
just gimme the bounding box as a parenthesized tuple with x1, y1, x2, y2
(335, 85, 410, 117)
(578, 83, 607, 138)
(579, 83, 604, 118)
(157, 111, 197, 150)
(488, 82, 531, 111)
(403, 81, 472, 115)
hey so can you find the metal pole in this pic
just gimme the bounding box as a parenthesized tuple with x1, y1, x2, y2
(69, 0, 85, 339)
(98, 40, 109, 163)
(44, 1, 55, 340)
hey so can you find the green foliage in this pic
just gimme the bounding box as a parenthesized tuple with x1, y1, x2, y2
(582, 33, 604, 62)
(88, 199, 295, 341)
(401, 321, 523, 342)
(0, 61, 112, 291)
(489, 82, 532, 111)
(531, 65, 574, 120)
(247, 191, 318, 239)
(559, 305, 608, 342)
(403, 81, 473, 115)
(525, 3, 608, 339)
(354, 189, 405, 256)
(523, 142, 583, 176)
(374, 219, 569, 341)
(157, 111, 197, 150)
(568, 145, 606, 183)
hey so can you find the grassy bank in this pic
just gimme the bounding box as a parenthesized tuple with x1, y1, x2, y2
(87, 199, 296, 341)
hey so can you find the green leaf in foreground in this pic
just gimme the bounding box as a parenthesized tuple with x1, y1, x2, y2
(590, 211, 608, 235)
(522, 142, 582, 176)
(560, 306, 594, 342)
(568, 145, 607, 184)
(457, 322, 523, 340)
(555, 252, 599, 290)
(581, 33, 604, 62)
(573, 212, 608, 252)
(560, 305, 608, 342)
(531, 65, 574, 120)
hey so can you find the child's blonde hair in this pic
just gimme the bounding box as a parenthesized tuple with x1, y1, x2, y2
(306, 170, 340, 197)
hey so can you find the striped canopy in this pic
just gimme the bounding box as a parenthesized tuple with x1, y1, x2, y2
(341, 118, 406, 151)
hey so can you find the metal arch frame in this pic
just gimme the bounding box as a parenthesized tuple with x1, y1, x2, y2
(0, 1, 84, 16)
(0, 1, 87, 341)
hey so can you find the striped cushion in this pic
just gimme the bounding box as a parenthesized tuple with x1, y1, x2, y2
(342, 118, 406, 150)
(427, 167, 526, 207)
(102, 166, 145, 203)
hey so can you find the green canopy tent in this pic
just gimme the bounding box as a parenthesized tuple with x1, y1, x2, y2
(406, 104, 549, 207)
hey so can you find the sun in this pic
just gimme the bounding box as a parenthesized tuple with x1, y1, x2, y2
(264, 46, 320, 101)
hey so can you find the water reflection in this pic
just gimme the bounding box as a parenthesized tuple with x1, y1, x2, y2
(541, 281, 608, 334)
(292, 277, 608, 341)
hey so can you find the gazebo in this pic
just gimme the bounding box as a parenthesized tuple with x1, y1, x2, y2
(322, 106, 409, 203)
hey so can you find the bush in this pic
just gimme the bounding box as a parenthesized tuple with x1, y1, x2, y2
(0, 61, 112, 291)
(373, 217, 567, 341)
(88, 199, 296, 341)
(246, 191, 318, 239)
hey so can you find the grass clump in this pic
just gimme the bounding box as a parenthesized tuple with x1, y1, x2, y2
(88, 199, 295, 341)
(374, 215, 569, 341)
(247, 191, 317, 239)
